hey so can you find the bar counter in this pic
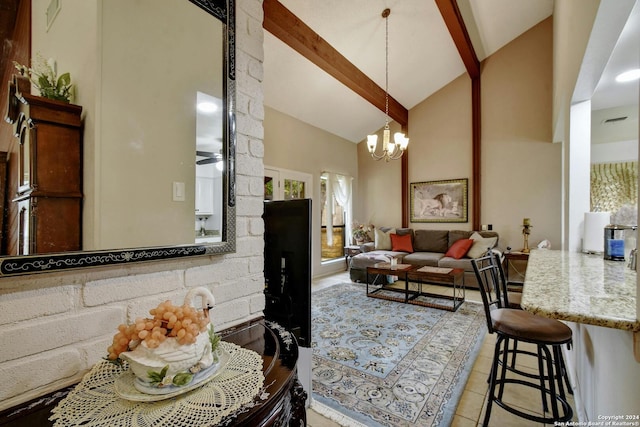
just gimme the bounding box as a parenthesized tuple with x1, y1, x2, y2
(522, 250, 640, 421)
(521, 249, 639, 332)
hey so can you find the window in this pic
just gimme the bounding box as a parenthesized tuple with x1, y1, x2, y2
(284, 178, 306, 200)
(320, 173, 352, 262)
(264, 167, 311, 201)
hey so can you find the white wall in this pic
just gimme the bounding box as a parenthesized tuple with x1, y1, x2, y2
(568, 101, 593, 252)
(357, 18, 562, 251)
(31, 0, 99, 249)
(263, 106, 358, 278)
(592, 140, 638, 162)
(356, 120, 404, 229)
(98, 0, 223, 248)
(0, 0, 266, 411)
(481, 18, 562, 250)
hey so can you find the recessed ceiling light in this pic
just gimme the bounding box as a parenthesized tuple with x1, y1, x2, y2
(615, 69, 640, 83)
(197, 101, 218, 113)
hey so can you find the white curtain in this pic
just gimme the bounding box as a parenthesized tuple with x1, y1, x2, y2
(325, 176, 334, 245)
(325, 173, 352, 246)
(332, 174, 352, 245)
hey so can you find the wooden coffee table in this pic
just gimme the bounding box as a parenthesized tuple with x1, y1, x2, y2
(407, 266, 465, 311)
(366, 262, 417, 303)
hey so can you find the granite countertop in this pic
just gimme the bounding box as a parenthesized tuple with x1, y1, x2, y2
(521, 249, 639, 332)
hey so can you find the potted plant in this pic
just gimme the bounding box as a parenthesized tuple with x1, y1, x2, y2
(13, 54, 73, 103)
(352, 221, 374, 245)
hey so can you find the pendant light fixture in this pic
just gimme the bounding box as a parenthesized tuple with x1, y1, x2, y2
(367, 8, 409, 162)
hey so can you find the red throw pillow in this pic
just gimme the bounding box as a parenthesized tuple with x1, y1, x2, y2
(390, 233, 413, 253)
(445, 238, 474, 259)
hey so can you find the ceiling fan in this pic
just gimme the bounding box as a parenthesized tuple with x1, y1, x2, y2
(196, 150, 223, 165)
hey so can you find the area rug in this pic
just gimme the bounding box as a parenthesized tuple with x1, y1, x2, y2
(311, 282, 487, 427)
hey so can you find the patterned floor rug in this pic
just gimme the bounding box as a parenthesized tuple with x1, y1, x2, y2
(311, 282, 487, 426)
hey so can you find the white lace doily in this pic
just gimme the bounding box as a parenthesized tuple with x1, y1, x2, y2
(50, 341, 264, 427)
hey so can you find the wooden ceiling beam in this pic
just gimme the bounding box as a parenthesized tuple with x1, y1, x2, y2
(436, 0, 481, 230)
(263, 0, 408, 127)
(435, 0, 480, 79)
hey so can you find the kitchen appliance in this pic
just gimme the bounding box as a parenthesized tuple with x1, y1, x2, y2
(604, 225, 633, 261)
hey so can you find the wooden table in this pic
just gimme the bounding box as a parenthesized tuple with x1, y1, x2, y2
(407, 266, 465, 311)
(0, 320, 306, 427)
(343, 245, 362, 270)
(504, 251, 529, 290)
(366, 262, 417, 303)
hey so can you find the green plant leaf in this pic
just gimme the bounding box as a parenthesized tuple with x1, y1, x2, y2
(147, 365, 169, 385)
(57, 72, 71, 87)
(209, 327, 220, 353)
(172, 372, 194, 386)
(37, 75, 50, 90)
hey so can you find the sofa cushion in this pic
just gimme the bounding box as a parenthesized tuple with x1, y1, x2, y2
(438, 256, 473, 270)
(478, 231, 499, 246)
(413, 229, 449, 253)
(374, 228, 396, 250)
(448, 230, 472, 247)
(391, 233, 414, 253)
(467, 232, 499, 258)
(394, 227, 413, 236)
(403, 252, 443, 267)
(445, 238, 474, 259)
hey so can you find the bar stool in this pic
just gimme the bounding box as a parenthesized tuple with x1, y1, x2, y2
(472, 254, 573, 426)
(493, 252, 522, 309)
(493, 252, 572, 394)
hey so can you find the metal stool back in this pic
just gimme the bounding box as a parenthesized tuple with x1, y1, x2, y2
(472, 254, 573, 425)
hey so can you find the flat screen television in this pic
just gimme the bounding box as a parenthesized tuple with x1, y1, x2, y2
(263, 199, 312, 347)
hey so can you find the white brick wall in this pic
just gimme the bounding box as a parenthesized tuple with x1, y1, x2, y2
(0, 0, 265, 410)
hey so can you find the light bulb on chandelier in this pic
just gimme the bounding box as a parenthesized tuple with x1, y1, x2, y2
(367, 8, 409, 162)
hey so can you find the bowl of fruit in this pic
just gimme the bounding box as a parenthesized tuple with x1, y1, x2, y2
(107, 287, 227, 398)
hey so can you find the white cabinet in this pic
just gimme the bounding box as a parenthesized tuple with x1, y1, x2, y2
(195, 176, 214, 215)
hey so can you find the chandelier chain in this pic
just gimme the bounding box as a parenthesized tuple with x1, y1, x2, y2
(385, 9, 389, 126)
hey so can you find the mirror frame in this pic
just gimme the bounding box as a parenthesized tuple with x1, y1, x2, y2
(0, 0, 236, 277)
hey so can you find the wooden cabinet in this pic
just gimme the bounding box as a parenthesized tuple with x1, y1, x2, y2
(6, 76, 83, 255)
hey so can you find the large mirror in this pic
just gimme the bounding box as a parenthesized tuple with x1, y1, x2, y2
(0, 0, 235, 276)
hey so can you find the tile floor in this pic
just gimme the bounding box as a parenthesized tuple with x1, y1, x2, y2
(306, 271, 577, 427)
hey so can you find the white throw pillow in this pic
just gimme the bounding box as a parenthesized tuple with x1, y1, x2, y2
(467, 232, 498, 258)
(374, 228, 396, 250)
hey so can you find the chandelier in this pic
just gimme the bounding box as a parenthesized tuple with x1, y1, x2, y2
(367, 8, 409, 162)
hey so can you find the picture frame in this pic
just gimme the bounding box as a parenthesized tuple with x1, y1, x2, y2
(410, 178, 468, 223)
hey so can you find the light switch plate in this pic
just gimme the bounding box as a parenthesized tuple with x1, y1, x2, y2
(173, 182, 185, 201)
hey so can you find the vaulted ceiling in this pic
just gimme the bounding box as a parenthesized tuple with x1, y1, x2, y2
(1, 0, 636, 145)
(263, 0, 554, 142)
(263, 0, 639, 143)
